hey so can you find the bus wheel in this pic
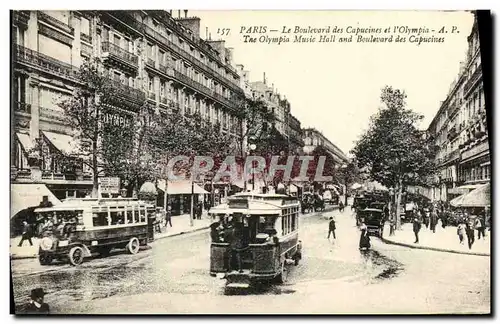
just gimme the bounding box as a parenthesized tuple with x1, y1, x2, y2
(127, 237, 140, 254)
(68, 246, 84, 266)
(275, 262, 288, 284)
(38, 254, 53, 265)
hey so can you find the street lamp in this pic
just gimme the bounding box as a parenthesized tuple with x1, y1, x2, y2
(249, 143, 257, 191)
(341, 164, 348, 206)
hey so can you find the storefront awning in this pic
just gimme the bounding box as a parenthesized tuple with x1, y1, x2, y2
(454, 183, 490, 208)
(456, 184, 481, 190)
(11, 184, 61, 218)
(16, 133, 35, 154)
(157, 180, 209, 195)
(42, 131, 79, 155)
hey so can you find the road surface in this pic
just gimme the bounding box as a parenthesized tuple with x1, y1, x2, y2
(12, 208, 490, 314)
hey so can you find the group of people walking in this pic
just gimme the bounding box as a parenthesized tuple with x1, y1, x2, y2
(410, 203, 488, 250)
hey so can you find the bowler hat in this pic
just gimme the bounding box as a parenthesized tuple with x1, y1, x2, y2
(31, 288, 45, 299)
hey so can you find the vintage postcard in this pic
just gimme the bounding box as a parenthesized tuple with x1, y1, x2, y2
(10, 9, 491, 315)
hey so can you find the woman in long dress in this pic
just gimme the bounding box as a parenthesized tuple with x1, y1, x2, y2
(359, 219, 371, 250)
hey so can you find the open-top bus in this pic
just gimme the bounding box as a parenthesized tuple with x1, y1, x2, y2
(34, 198, 155, 266)
(208, 193, 302, 289)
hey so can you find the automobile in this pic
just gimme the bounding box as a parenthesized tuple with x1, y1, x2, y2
(35, 198, 154, 266)
(358, 208, 386, 237)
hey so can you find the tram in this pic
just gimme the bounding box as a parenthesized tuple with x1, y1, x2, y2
(34, 198, 155, 266)
(208, 193, 302, 288)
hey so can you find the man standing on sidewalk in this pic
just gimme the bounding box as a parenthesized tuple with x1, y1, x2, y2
(165, 206, 172, 227)
(18, 221, 33, 247)
(327, 217, 336, 240)
(430, 208, 438, 233)
(413, 216, 421, 244)
(476, 215, 486, 240)
(465, 218, 475, 249)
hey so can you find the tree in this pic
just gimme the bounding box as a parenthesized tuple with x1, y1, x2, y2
(351, 86, 436, 229)
(238, 98, 275, 156)
(58, 58, 143, 197)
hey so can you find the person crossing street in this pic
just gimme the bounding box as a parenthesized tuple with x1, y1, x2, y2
(327, 217, 336, 240)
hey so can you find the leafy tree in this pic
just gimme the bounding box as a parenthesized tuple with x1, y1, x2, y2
(57, 58, 143, 197)
(351, 86, 436, 229)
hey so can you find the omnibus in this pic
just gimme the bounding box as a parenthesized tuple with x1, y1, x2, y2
(34, 198, 155, 266)
(208, 193, 302, 289)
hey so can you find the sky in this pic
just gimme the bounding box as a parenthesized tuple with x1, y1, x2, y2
(189, 10, 474, 156)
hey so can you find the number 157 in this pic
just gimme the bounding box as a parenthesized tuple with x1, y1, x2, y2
(217, 28, 230, 36)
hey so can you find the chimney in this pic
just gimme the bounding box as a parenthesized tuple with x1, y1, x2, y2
(226, 48, 234, 65)
(178, 10, 181, 18)
(206, 27, 208, 39)
(184, 10, 188, 18)
(209, 33, 212, 40)
(263, 72, 266, 84)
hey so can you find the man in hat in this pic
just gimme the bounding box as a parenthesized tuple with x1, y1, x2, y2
(23, 288, 50, 314)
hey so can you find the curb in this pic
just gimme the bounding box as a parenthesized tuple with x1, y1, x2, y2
(153, 225, 210, 241)
(381, 236, 490, 257)
(10, 226, 212, 260)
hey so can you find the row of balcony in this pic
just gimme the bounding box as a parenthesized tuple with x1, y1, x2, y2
(141, 22, 241, 93)
(104, 77, 146, 107)
(463, 67, 482, 95)
(172, 69, 239, 111)
(12, 167, 93, 182)
(15, 44, 80, 81)
(38, 11, 75, 35)
(101, 41, 139, 69)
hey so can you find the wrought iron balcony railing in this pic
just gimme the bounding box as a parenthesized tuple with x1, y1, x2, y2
(147, 92, 156, 101)
(81, 33, 92, 43)
(15, 45, 80, 81)
(141, 22, 241, 92)
(464, 67, 482, 95)
(105, 78, 146, 105)
(38, 11, 74, 35)
(13, 101, 31, 114)
(101, 41, 138, 67)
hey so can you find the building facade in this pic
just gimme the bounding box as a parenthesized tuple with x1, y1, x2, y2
(11, 10, 246, 200)
(302, 128, 349, 165)
(424, 13, 489, 202)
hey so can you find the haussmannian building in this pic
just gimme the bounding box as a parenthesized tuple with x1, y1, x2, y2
(11, 10, 247, 201)
(419, 13, 489, 202)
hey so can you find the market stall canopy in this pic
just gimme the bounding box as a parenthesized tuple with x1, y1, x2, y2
(157, 180, 209, 194)
(454, 183, 490, 208)
(11, 184, 61, 218)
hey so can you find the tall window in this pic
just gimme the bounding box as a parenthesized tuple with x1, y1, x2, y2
(160, 81, 165, 97)
(148, 75, 154, 92)
(113, 34, 121, 47)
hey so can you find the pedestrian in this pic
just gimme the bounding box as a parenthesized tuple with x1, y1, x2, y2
(22, 288, 50, 314)
(155, 208, 162, 233)
(476, 215, 486, 240)
(465, 218, 475, 250)
(165, 206, 172, 227)
(413, 216, 421, 244)
(339, 201, 344, 212)
(18, 221, 33, 247)
(359, 219, 371, 250)
(430, 209, 438, 233)
(327, 217, 336, 240)
(457, 221, 466, 245)
(196, 202, 203, 220)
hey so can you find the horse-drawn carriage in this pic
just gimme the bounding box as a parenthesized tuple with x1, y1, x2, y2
(300, 192, 325, 214)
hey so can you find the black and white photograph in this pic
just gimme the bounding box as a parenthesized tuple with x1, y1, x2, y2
(9, 8, 492, 315)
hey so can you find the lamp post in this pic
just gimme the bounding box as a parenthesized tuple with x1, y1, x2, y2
(249, 143, 257, 191)
(341, 164, 349, 206)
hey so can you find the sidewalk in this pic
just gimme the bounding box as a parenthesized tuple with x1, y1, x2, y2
(10, 213, 211, 260)
(382, 222, 491, 256)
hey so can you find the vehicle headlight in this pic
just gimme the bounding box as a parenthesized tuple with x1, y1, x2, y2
(39, 237, 53, 251)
